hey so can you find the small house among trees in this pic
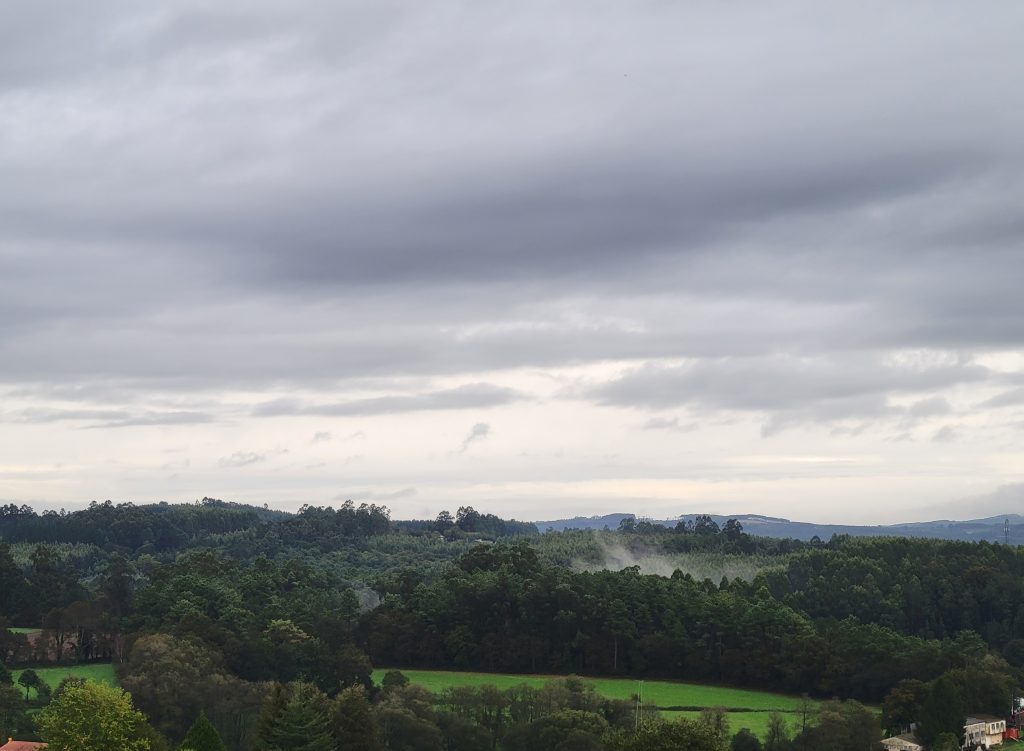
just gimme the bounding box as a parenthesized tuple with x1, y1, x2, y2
(963, 715, 1006, 749)
(880, 733, 923, 751)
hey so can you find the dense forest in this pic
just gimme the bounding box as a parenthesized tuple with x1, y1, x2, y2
(1, 499, 1021, 750)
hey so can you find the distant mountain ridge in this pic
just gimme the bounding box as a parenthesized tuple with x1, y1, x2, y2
(534, 512, 1024, 544)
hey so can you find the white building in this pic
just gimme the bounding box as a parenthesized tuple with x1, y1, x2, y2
(963, 715, 1006, 750)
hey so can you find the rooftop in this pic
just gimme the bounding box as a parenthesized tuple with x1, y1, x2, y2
(1, 741, 48, 751)
(884, 734, 922, 745)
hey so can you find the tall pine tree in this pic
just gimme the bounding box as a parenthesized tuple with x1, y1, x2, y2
(918, 676, 966, 747)
(178, 711, 228, 751)
(257, 682, 334, 751)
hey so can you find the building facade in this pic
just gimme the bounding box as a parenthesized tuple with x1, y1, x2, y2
(963, 715, 1006, 750)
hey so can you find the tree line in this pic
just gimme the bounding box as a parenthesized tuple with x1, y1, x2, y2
(3, 501, 1024, 749)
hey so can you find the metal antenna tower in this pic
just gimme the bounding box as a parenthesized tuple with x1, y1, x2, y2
(1006, 518, 1011, 546)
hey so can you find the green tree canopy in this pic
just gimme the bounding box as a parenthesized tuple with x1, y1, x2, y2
(381, 669, 410, 694)
(16, 668, 43, 700)
(793, 699, 879, 751)
(36, 680, 152, 751)
(699, 706, 731, 744)
(333, 684, 384, 750)
(731, 728, 763, 751)
(374, 685, 444, 751)
(917, 676, 965, 747)
(605, 718, 727, 751)
(882, 679, 928, 734)
(0, 681, 30, 741)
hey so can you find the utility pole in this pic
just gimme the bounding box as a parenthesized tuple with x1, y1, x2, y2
(1006, 518, 1011, 546)
(635, 680, 644, 730)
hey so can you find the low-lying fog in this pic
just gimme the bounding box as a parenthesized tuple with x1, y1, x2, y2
(573, 541, 778, 582)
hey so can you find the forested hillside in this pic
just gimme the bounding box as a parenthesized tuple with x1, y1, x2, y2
(2, 501, 1022, 750)
(538, 513, 1024, 545)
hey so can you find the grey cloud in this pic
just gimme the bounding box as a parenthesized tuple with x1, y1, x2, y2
(906, 397, 952, 420)
(0, 3, 1023, 397)
(253, 383, 522, 417)
(593, 355, 988, 434)
(460, 423, 491, 452)
(83, 411, 215, 429)
(916, 483, 1024, 521)
(931, 425, 960, 443)
(218, 451, 265, 467)
(10, 408, 131, 424)
(761, 396, 893, 437)
(594, 356, 986, 411)
(9, 407, 214, 428)
(641, 416, 698, 433)
(971, 484, 1024, 511)
(1, 1, 1024, 522)
(982, 388, 1024, 408)
(311, 431, 332, 444)
(6, 383, 127, 401)
(895, 397, 954, 432)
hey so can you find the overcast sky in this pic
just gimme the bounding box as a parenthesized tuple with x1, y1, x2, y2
(3, 1, 1023, 523)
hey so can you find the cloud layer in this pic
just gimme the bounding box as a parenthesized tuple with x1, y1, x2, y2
(1, 2, 1023, 522)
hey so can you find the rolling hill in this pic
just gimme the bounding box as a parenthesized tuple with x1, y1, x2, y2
(535, 512, 1024, 544)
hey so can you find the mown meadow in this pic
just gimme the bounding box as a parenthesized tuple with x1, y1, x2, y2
(11, 663, 119, 695)
(374, 668, 822, 738)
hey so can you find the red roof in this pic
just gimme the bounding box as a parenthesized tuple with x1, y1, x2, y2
(1, 741, 48, 751)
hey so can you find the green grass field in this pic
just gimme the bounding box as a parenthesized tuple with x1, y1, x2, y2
(374, 669, 816, 710)
(7, 627, 40, 634)
(661, 710, 800, 738)
(11, 663, 118, 697)
(373, 668, 819, 738)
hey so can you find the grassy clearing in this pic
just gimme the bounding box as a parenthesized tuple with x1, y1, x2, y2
(661, 709, 806, 739)
(374, 668, 820, 739)
(7, 627, 40, 634)
(588, 678, 811, 712)
(374, 668, 817, 712)
(11, 663, 119, 696)
(376, 668, 815, 737)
